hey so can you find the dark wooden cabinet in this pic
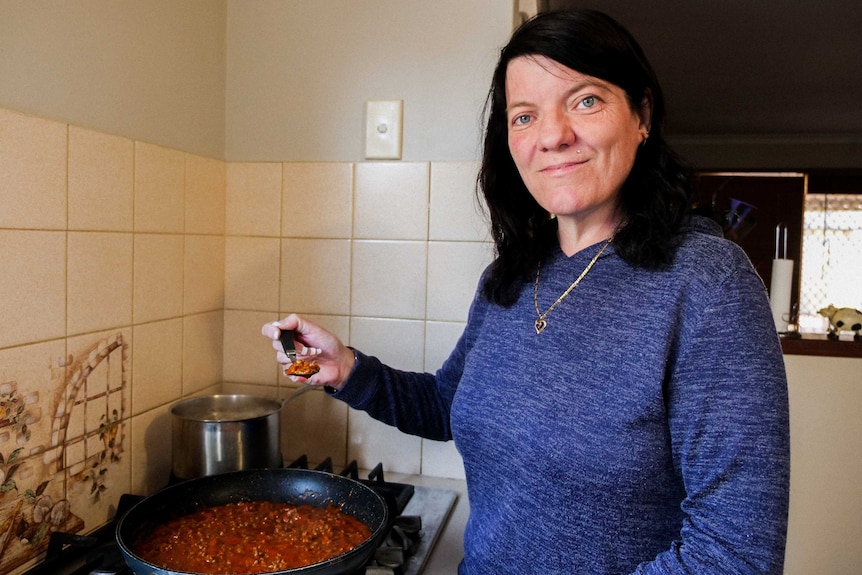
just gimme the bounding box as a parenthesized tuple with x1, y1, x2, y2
(691, 172, 862, 357)
(692, 172, 806, 317)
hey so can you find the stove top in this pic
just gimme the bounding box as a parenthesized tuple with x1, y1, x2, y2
(394, 484, 458, 575)
(21, 458, 458, 575)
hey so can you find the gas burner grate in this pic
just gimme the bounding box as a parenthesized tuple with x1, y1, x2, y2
(286, 455, 415, 518)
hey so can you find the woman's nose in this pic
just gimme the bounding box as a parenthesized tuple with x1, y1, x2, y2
(538, 110, 575, 151)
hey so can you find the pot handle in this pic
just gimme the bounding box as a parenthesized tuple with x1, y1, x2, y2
(280, 385, 321, 407)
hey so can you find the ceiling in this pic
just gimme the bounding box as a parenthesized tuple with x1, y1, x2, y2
(538, 1, 862, 138)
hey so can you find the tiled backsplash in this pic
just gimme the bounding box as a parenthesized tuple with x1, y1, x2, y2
(0, 105, 488, 572)
(222, 160, 493, 478)
(0, 106, 226, 573)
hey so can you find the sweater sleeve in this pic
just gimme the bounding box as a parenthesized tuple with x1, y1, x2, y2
(326, 350, 454, 441)
(326, 272, 490, 441)
(635, 265, 790, 574)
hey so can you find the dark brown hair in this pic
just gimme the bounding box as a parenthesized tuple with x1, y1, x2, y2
(478, 9, 693, 306)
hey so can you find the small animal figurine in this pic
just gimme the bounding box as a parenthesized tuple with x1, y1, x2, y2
(818, 305, 862, 341)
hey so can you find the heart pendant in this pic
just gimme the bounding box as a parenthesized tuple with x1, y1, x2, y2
(535, 319, 547, 334)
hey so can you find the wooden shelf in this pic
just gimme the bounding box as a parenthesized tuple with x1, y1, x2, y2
(780, 334, 862, 358)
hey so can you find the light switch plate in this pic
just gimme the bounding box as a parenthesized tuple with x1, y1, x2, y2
(365, 100, 403, 160)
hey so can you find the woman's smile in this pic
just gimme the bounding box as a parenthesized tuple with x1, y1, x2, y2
(540, 158, 587, 175)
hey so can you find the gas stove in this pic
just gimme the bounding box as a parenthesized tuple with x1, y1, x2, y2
(20, 457, 457, 575)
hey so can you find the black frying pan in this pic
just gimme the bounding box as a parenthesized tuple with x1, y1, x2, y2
(116, 468, 389, 575)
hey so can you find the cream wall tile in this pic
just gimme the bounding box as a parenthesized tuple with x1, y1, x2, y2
(226, 162, 282, 236)
(133, 234, 184, 323)
(65, 327, 132, 435)
(429, 161, 490, 242)
(185, 153, 226, 235)
(422, 322, 475, 479)
(350, 319, 460, 477)
(134, 142, 185, 233)
(0, 230, 66, 348)
(298, 314, 350, 344)
(281, 386, 349, 467)
(182, 382, 221, 400)
(424, 320, 466, 372)
(354, 162, 429, 240)
(0, 108, 67, 229)
(68, 126, 134, 231)
(421, 439, 466, 479)
(65, 437, 132, 529)
(283, 162, 353, 239)
(426, 241, 494, 322)
(67, 232, 133, 336)
(348, 411, 422, 475)
(63, 327, 131, 484)
(221, 381, 278, 399)
(131, 318, 183, 415)
(351, 241, 427, 319)
(225, 236, 280, 310)
(223, 310, 281, 385)
(64, 397, 85, 445)
(130, 406, 173, 495)
(280, 238, 351, 315)
(349, 317, 425, 371)
(183, 311, 224, 396)
(184, 234, 225, 314)
(0, 339, 65, 456)
(12, 452, 65, 557)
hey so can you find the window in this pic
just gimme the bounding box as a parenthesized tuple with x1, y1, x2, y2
(800, 193, 862, 332)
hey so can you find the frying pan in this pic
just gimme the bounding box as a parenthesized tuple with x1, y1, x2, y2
(116, 468, 389, 575)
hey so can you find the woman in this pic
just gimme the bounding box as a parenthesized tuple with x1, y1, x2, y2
(262, 10, 790, 574)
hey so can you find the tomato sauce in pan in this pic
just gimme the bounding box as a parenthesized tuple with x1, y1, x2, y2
(133, 500, 373, 574)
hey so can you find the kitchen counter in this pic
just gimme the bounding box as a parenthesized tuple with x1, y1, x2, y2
(386, 472, 469, 574)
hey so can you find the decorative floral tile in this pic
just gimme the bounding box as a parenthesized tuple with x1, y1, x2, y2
(0, 329, 130, 572)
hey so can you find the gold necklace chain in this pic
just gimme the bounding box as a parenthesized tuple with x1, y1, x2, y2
(533, 235, 615, 334)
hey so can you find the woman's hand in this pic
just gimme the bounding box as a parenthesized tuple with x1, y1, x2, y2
(261, 314, 355, 391)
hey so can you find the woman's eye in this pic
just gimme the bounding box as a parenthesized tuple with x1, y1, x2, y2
(512, 113, 532, 126)
(577, 96, 597, 109)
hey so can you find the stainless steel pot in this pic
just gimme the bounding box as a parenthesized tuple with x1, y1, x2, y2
(170, 388, 316, 480)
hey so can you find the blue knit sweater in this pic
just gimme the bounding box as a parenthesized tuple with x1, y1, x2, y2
(333, 217, 790, 574)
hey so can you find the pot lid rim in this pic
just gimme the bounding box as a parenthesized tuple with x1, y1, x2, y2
(170, 394, 282, 421)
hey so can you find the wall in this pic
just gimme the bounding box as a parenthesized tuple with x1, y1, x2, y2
(224, 0, 514, 162)
(0, 103, 484, 575)
(217, 0, 513, 479)
(0, 106, 226, 573)
(219, 159, 492, 478)
(0, 0, 227, 159)
(784, 355, 862, 575)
